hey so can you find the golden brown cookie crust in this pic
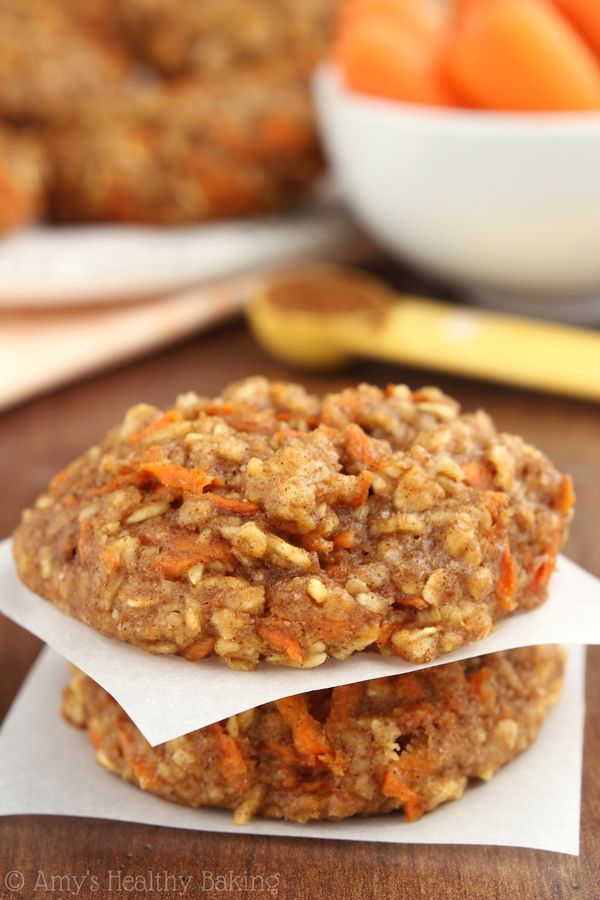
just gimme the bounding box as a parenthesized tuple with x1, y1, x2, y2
(13, 378, 574, 670)
(62, 646, 565, 824)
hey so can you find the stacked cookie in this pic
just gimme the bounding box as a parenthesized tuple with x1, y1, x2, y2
(0, 0, 338, 234)
(13, 377, 574, 824)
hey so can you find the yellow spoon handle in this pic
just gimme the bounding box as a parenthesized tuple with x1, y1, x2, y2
(351, 298, 600, 402)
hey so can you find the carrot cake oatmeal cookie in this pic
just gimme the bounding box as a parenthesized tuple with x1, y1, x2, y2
(45, 71, 321, 225)
(62, 645, 565, 823)
(0, 0, 129, 125)
(0, 0, 334, 231)
(116, 0, 339, 79)
(13, 378, 574, 670)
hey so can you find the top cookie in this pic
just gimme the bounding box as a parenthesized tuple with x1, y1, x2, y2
(13, 377, 574, 670)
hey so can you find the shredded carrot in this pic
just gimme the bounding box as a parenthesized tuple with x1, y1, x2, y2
(384, 384, 396, 398)
(275, 696, 333, 757)
(496, 542, 518, 610)
(151, 536, 234, 578)
(182, 637, 215, 661)
(345, 424, 381, 467)
(226, 411, 276, 435)
(205, 404, 237, 416)
(209, 723, 248, 787)
(533, 558, 555, 591)
(89, 471, 146, 496)
(532, 528, 560, 591)
(262, 739, 302, 766)
(333, 530, 355, 549)
(462, 460, 495, 488)
(317, 619, 348, 641)
(258, 624, 304, 663)
(346, 470, 373, 507)
(556, 474, 576, 513)
(299, 779, 331, 794)
(140, 461, 214, 494)
(381, 768, 423, 821)
(128, 409, 182, 443)
(328, 683, 364, 723)
(88, 728, 102, 750)
(391, 751, 434, 776)
(376, 621, 394, 649)
(398, 595, 429, 610)
(150, 553, 200, 578)
(206, 494, 260, 514)
(130, 757, 163, 791)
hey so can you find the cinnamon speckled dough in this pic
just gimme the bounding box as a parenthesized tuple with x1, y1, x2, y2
(13, 377, 575, 670)
(62, 646, 565, 824)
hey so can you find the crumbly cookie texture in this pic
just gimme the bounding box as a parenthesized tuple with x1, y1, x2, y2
(62, 646, 565, 824)
(13, 377, 575, 670)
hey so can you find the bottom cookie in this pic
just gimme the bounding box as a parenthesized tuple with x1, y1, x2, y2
(62, 646, 564, 825)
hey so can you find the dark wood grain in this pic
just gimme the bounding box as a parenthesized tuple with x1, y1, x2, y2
(1, 318, 598, 900)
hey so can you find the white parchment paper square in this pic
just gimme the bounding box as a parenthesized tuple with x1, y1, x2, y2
(1, 538, 598, 746)
(0, 646, 585, 854)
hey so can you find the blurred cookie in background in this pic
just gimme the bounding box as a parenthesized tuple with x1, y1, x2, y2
(45, 69, 322, 225)
(0, 0, 130, 125)
(0, 0, 338, 230)
(0, 126, 47, 234)
(116, 0, 339, 78)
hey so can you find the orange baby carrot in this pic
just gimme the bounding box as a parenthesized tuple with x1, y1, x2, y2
(444, 0, 600, 110)
(554, 0, 600, 56)
(337, 11, 456, 105)
(340, 0, 445, 40)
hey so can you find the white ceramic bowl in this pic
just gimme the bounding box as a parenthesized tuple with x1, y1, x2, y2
(314, 65, 600, 322)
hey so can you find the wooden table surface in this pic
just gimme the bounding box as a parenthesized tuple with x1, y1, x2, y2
(1, 317, 598, 900)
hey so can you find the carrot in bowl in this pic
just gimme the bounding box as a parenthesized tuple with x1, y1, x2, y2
(336, 0, 457, 105)
(340, 0, 445, 39)
(553, 0, 600, 57)
(443, 0, 600, 111)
